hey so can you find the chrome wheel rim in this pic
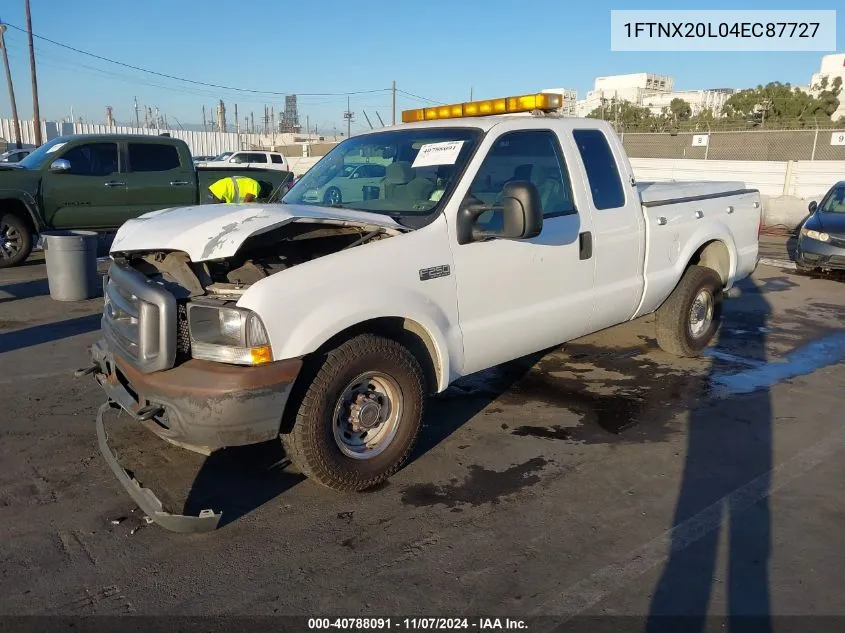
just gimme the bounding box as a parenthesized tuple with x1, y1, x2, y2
(0, 220, 22, 261)
(689, 289, 714, 339)
(332, 372, 403, 460)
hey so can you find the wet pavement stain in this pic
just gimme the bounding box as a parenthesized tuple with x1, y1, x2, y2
(510, 425, 575, 441)
(401, 457, 548, 508)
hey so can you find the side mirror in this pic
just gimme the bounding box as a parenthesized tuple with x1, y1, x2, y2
(457, 181, 543, 245)
(808, 200, 818, 213)
(50, 159, 71, 173)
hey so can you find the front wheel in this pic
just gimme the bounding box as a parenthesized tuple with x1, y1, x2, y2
(0, 212, 32, 268)
(323, 187, 342, 206)
(282, 334, 426, 491)
(655, 265, 723, 357)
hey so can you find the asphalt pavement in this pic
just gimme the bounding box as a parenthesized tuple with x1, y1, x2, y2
(1, 248, 844, 625)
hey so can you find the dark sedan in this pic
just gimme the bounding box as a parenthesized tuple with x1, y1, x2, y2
(797, 181, 845, 271)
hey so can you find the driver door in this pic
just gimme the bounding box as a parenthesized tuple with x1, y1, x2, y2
(451, 128, 596, 375)
(41, 141, 128, 229)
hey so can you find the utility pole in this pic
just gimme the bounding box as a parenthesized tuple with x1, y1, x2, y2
(306, 115, 309, 139)
(470, 86, 473, 101)
(25, 0, 42, 145)
(234, 103, 239, 133)
(202, 105, 207, 131)
(344, 96, 354, 138)
(0, 24, 22, 149)
(134, 96, 140, 128)
(250, 111, 254, 134)
(391, 80, 396, 125)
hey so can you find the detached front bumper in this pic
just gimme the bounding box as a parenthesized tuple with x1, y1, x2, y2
(88, 339, 303, 532)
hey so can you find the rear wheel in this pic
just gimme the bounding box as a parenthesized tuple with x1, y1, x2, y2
(0, 212, 32, 268)
(282, 334, 426, 491)
(656, 265, 723, 357)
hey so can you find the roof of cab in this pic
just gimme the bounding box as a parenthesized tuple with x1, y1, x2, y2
(48, 133, 186, 143)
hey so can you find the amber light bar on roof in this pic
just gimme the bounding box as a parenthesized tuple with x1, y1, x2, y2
(401, 92, 564, 123)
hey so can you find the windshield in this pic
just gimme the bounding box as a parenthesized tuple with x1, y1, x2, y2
(17, 137, 72, 169)
(214, 152, 233, 161)
(283, 127, 482, 222)
(819, 184, 845, 214)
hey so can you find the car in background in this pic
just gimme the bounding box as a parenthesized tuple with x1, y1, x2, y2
(0, 148, 31, 163)
(300, 162, 387, 205)
(192, 155, 217, 164)
(200, 150, 289, 171)
(0, 134, 292, 267)
(797, 180, 845, 271)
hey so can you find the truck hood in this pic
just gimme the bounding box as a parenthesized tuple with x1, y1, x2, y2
(110, 202, 407, 262)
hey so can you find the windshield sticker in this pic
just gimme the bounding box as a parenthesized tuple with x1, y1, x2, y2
(412, 141, 465, 168)
(46, 142, 67, 154)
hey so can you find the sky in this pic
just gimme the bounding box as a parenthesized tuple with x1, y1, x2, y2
(0, 0, 842, 135)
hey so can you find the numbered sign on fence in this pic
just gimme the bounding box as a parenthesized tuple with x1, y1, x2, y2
(831, 132, 845, 146)
(692, 134, 709, 147)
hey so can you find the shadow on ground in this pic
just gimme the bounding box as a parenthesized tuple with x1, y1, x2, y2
(0, 313, 101, 354)
(0, 278, 51, 304)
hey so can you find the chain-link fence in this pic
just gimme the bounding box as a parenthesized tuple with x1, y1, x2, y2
(621, 128, 845, 161)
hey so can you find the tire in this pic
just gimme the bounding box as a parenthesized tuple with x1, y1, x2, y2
(655, 265, 723, 357)
(282, 334, 426, 491)
(323, 187, 342, 206)
(0, 212, 32, 269)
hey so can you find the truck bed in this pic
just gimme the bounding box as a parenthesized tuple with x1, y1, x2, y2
(634, 180, 761, 319)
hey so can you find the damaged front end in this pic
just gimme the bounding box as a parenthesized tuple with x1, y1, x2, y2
(86, 217, 401, 532)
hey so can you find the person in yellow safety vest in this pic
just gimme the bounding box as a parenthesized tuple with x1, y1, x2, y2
(207, 175, 261, 204)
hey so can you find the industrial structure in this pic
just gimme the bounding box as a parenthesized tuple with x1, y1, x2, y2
(280, 95, 300, 133)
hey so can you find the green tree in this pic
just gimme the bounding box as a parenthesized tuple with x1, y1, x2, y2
(669, 98, 692, 121)
(723, 81, 841, 127)
(586, 99, 653, 129)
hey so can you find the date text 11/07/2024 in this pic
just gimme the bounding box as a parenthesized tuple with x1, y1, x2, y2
(307, 618, 529, 630)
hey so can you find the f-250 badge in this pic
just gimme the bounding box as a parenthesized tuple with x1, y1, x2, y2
(419, 265, 450, 281)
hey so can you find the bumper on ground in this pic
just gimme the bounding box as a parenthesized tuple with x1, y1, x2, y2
(88, 339, 303, 532)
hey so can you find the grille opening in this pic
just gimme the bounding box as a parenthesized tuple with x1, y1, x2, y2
(176, 302, 191, 364)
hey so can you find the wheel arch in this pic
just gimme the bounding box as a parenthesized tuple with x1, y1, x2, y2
(687, 239, 732, 286)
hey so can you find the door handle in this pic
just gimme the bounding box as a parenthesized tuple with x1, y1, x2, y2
(579, 231, 593, 260)
(170, 180, 190, 186)
(695, 209, 704, 219)
(104, 181, 125, 187)
(657, 216, 668, 225)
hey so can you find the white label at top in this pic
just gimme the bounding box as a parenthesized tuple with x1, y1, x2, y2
(412, 141, 465, 168)
(831, 132, 845, 146)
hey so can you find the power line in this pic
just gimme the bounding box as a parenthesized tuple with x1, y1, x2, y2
(395, 89, 441, 105)
(1, 22, 392, 98)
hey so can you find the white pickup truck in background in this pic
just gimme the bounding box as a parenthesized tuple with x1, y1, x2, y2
(196, 150, 290, 172)
(85, 93, 760, 531)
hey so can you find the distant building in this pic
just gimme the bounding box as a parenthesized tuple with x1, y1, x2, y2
(541, 87, 578, 116)
(574, 73, 733, 118)
(808, 53, 845, 121)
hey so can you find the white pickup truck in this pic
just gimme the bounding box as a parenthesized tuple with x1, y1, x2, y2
(85, 93, 760, 531)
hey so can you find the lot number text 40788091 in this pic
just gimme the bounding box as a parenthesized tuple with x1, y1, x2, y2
(307, 617, 528, 630)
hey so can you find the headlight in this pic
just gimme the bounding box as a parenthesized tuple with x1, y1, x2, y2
(187, 304, 272, 365)
(801, 228, 830, 242)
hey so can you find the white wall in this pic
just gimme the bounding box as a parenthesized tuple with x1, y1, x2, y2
(630, 158, 845, 199)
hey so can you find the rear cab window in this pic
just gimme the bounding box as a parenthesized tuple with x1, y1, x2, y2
(270, 154, 284, 164)
(127, 143, 181, 172)
(572, 129, 625, 210)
